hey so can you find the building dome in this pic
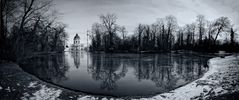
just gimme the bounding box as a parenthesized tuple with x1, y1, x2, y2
(74, 34, 80, 40)
(72, 33, 81, 51)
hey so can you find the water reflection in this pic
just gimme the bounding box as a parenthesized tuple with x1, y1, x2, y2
(71, 51, 81, 68)
(20, 54, 69, 83)
(20, 52, 210, 96)
(88, 54, 128, 90)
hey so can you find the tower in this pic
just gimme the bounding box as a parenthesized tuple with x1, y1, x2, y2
(72, 33, 81, 51)
(74, 33, 80, 45)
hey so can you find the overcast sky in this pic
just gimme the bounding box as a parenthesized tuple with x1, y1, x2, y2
(53, 0, 239, 46)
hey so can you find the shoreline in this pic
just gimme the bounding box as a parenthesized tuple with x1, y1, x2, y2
(0, 55, 239, 100)
(139, 55, 239, 100)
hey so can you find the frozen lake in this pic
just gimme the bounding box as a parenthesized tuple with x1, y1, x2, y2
(20, 52, 211, 97)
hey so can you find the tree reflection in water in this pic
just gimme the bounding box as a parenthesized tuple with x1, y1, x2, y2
(133, 53, 209, 92)
(87, 53, 209, 94)
(87, 54, 128, 90)
(20, 52, 210, 96)
(20, 53, 69, 83)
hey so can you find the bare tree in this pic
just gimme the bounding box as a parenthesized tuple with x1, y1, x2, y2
(212, 16, 231, 44)
(165, 15, 177, 50)
(91, 23, 103, 51)
(229, 26, 237, 45)
(89, 14, 239, 53)
(156, 18, 165, 50)
(0, 0, 6, 41)
(185, 23, 196, 47)
(196, 15, 206, 44)
(142, 25, 150, 50)
(52, 23, 67, 51)
(206, 20, 215, 42)
(119, 26, 127, 42)
(150, 24, 158, 49)
(176, 27, 184, 49)
(100, 13, 118, 51)
(135, 24, 145, 51)
(0, 0, 69, 61)
(15, 0, 54, 57)
(0, 0, 19, 42)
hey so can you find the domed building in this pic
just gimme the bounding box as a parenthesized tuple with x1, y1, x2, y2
(71, 34, 81, 51)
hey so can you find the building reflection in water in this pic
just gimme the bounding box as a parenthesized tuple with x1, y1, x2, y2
(71, 51, 81, 69)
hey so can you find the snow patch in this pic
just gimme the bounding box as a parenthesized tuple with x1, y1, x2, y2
(28, 81, 38, 88)
(77, 96, 97, 100)
(5, 87, 11, 92)
(27, 85, 62, 100)
(101, 98, 108, 100)
(21, 92, 30, 100)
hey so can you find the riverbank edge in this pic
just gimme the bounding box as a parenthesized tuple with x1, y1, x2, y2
(139, 55, 239, 100)
(0, 55, 239, 100)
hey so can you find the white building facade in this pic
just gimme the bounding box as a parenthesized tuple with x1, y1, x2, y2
(71, 34, 81, 51)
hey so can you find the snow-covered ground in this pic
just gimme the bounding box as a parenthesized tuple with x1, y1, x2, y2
(1, 55, 239, 100)
(22, 84, 62, 100)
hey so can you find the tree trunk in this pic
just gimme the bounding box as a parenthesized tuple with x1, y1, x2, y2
(0, 0, 6, 42)
(213, 27, 222, 45)
(230, 28, 235, 45)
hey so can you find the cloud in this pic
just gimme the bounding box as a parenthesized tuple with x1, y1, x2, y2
(202, 0, 239, 26)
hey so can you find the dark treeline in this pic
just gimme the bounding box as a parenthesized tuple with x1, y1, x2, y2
(0, 0, 68, 61)
(90, 14, 238, 53)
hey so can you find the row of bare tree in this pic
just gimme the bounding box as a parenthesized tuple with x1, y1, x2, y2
(0, 0, 68, 61)
(90, 14, 238, 53)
